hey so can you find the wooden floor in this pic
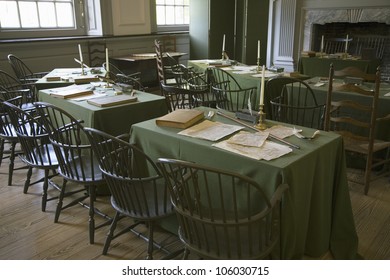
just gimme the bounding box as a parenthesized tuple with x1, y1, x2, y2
(0, 149, 389, 260)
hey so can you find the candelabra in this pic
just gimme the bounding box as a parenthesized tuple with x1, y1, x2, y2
(255, 104, 267, 130)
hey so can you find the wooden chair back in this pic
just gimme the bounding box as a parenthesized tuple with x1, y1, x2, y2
(84, 127, 174, 259)
(88, 41, 107, 67)
(267, 76, 326, 129)
(158, 158, 288, 259)
(324, 64, 390, 194)
(210, 67, 256, 112)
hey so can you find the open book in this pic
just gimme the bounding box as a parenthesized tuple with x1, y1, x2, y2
(156, 109, 204, 129)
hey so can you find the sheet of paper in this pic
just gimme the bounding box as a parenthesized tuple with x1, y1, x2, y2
(178, 120, 243, 141)
(251, 71, 280, 78)
(264, 125, 296, 139)
(227, 131, 269, 147)
(213, 139, 292, 161)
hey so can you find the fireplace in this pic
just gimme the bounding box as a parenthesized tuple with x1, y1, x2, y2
(302, 7, 390, 81)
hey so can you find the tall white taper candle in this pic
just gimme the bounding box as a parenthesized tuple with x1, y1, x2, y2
(222, 34, 226, 52)
(105, 48, 109, 72)
(260, 65, 265, 106)
(257, 40, 261, 59)
(345, 34, 349, 53)
(78, 44, 83, 64)
(320, 35, 324, 52)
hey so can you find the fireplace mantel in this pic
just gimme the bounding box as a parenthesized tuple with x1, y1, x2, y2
(302, 7, 390, 51)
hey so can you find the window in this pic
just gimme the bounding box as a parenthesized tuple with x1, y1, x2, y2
(155, 0, 189, 32)
(0, 0, 86, 39)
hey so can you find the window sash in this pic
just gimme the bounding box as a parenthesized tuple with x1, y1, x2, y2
(0, 0, 85, 39)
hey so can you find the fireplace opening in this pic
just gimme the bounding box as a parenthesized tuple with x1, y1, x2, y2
(312, 22, 390, 57)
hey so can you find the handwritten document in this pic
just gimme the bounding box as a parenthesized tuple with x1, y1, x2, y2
(178, 120, 243, 141)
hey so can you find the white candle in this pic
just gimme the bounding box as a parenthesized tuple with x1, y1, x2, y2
(260, 65, 265, 106)
(78, 44, 83, 63)
(320, 35, 324, 52)
(222, 34, 226, 52)
(105, 48, 109, 72)
(345, 34, 349, 53)
(257, 40, 261, 59)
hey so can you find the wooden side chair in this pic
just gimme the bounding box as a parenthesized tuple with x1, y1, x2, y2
(323, 37, 353, 54)
(7, 54, 49, 88)
(158, 158, 288, 259)
(0, 92, 26, 186)
(2, 100, 61, 210)
(84, 127, 175, 259)
(210, 67, 257, 112)
(34, 102, 111, 243)
(102, 62, 145, 91)
(267, 76, 326, 129)
(324, 64, 390, 195)
(161, 35, 177, 52)
(88, 40, 107, 67)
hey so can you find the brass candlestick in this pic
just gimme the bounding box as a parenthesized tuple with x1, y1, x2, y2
(222, 50, 226, 60)
(255, 104, 267, 130)
(256, 57, 261, 72)
(81, 63, 86, 76)
(103, 71, 112, 88)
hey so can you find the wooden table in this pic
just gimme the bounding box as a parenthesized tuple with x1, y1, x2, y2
(111, 52, 186, 87)
(130, 107, 358, 259)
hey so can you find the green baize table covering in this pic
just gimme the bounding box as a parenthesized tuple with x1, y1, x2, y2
(39, 89, 168, 136)
(130, 107, 358, 259)
(298, 57, 381, 78)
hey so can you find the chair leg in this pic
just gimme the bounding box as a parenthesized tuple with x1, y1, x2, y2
(23, 166, 33, 194)
(88, 186, 96, 244)
(103, 212, 121, 255)
(41, 169, 51, 212)
(146, 222, 154, 260)
(183, 248, 190, 260)
(54, 179, 67, 221)
(364, 155, 373, 195)
(7, 142, 16, 186)
(0, 139, 4, 167)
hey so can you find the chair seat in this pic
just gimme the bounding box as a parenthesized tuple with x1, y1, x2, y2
(58, 155, 104, 183)
(338, 131, 390, 154)
(19, 143, 59, 168)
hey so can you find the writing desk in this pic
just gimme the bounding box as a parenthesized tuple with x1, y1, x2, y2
(111, 52, 186, 87)
(39, 89, 168, 136)
(130, 107, 358, 259)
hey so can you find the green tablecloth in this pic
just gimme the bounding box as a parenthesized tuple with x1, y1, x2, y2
(39, 90, 168, 136)
(35, 68, 106, 90)
(130, 107, 358, 259)
(298, 57, 381, 78)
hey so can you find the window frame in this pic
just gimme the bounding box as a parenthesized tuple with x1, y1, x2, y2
(151, 0, 189, 33)
(0, 0, 87, 39)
